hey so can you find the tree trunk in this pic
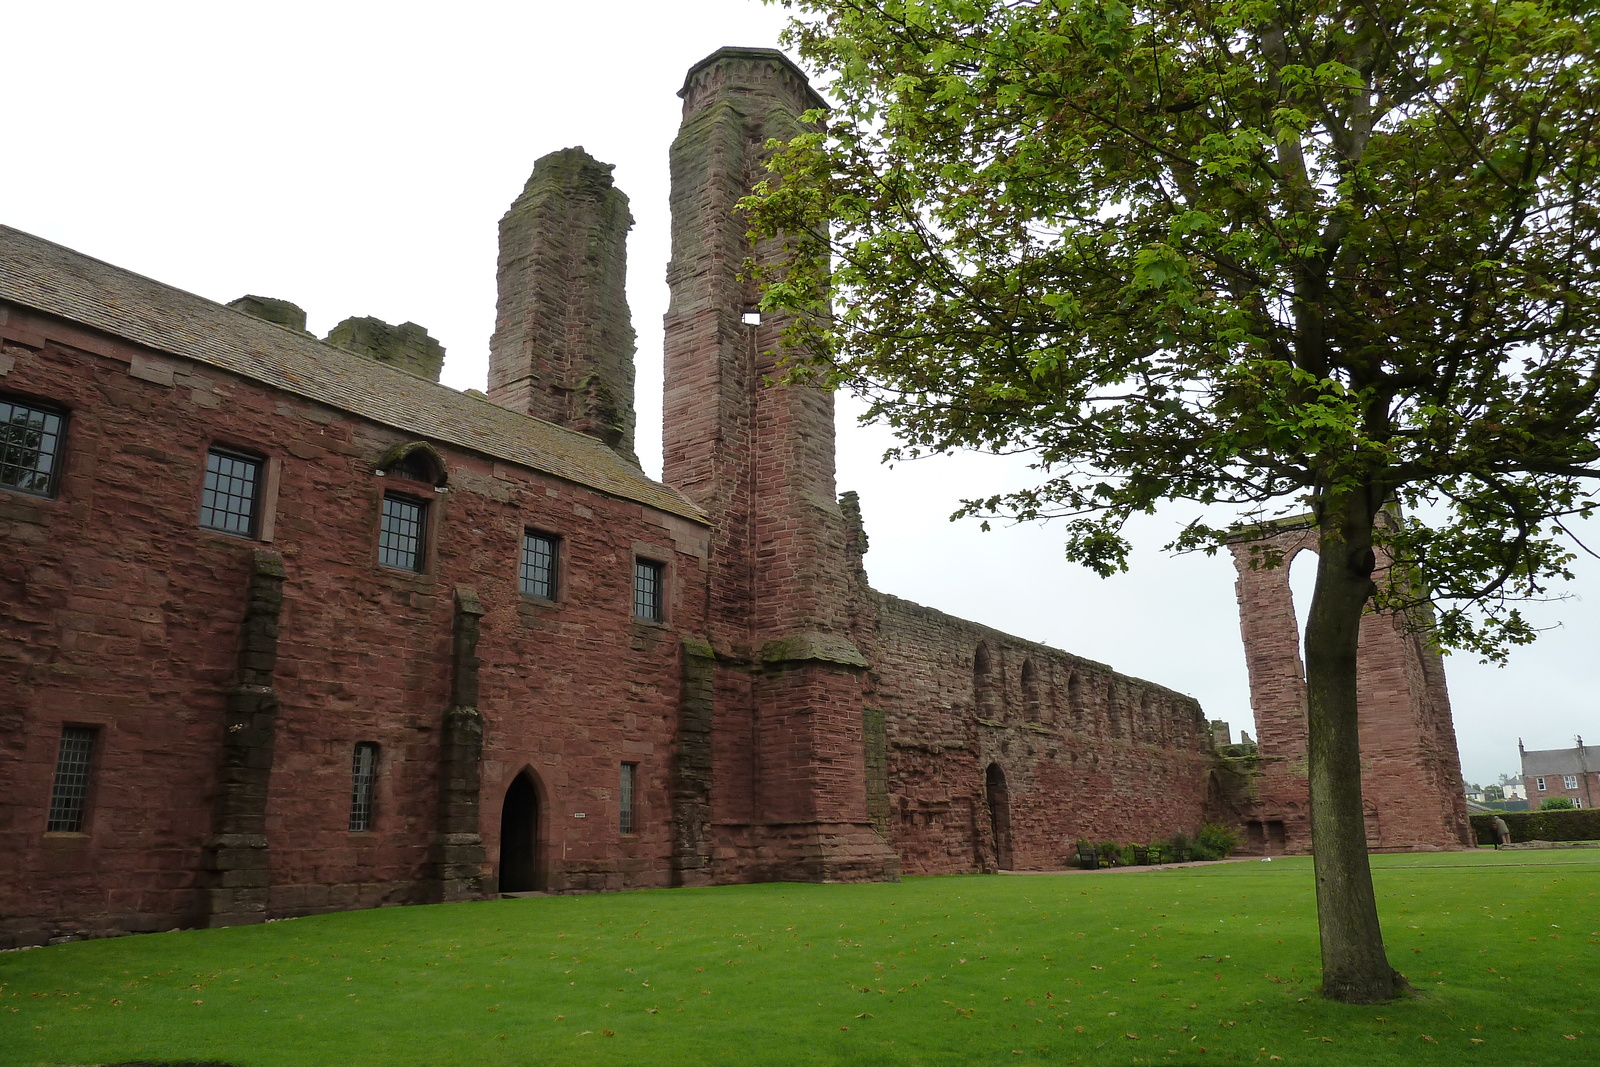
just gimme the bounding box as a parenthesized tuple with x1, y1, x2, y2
(1303, 487, 1408, 1003)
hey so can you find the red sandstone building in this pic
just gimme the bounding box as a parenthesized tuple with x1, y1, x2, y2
(0, 49, 1471, 948)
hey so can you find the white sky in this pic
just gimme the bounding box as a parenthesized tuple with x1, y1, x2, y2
(5, 0, 1594, 786)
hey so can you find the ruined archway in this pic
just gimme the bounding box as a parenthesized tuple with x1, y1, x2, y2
(1227, 519, 1473, 852)
(498, 769, 543, 893)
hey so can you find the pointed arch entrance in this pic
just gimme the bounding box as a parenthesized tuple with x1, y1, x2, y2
(985, 763, 1014, 870)
(498, 770, 542, 893)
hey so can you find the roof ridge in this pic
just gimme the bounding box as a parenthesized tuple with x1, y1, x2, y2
(0, 223, 705, 523)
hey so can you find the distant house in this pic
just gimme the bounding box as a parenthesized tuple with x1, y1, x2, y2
(1520, 738, 1599, 809)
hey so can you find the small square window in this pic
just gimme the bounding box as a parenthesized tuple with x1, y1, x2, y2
(200, 448, 263, 536)
(633, 559, 664, 622)
(379, 494, 427, 571)
(619, 762, 638, 835)
(521, 531, 558, 600)
(0, 395, 66, 498)
(47, 726, 98, 832)
(350, 742, 378, 831)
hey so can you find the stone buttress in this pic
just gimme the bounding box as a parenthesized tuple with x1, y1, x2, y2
(662, 47, 899, 882)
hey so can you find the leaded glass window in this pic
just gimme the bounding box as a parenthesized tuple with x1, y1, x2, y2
(350, 742, 378, 831)
(633, 559, 663, 622)
(1, 396, 65, 497)
(521, 531, 558, 600)
(47, 726, 97, 832)
(200, 448, 262, 535)
(378, 494, 426, 571)
(619, 762, 637, 834)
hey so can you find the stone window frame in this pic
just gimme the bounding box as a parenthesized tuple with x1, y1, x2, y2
(630, 542, 672, 626)
(46, 724, 100, 834)
(0, 390, 68, 499)
(378, 492, 429, 573)
(198, 446, 266, 538)
(372, 441, 448, 575)
(520, 529, 561, 602)
(619, 761, 638, 835)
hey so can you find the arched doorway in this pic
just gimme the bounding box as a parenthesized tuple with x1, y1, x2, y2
(499, 771, 540, 893)
(985, 763, 1013, 870)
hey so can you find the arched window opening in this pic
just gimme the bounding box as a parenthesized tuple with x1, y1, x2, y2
(985, 763, 1013, 870)
(377, 441, 448, 487)
(1289, 548, 1318, 680)
(1020, 660, 1040, 723)
(1067, 672, 1083, 731)
(973, 643, 999, 719)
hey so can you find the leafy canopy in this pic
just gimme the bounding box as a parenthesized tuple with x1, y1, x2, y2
(749, 0, 1600, 659)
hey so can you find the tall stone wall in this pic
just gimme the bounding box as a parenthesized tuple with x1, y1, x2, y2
(489, 147, 638, 462)
(860, 592, 1217, 874)
(1228, 521, 1473, 853)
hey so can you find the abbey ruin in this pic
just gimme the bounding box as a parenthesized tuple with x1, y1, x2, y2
(0, 48, 1470, 947)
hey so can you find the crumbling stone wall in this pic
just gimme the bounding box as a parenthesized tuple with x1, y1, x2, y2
(1228, 521, 1473, 853)
(325, 316, 445, 383)
(489, 147, 638, 462)
(857, 592, 1215, 874)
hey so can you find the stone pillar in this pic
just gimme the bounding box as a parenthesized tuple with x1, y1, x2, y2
(200, 550, 285, 927)
(488, 147, 638, 463)
(431, 586, 486, 901)
(663, 47, 898, 883)
(1228, 518, 1473, 852)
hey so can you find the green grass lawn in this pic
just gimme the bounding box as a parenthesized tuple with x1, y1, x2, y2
(3, 851, 1594, 1066)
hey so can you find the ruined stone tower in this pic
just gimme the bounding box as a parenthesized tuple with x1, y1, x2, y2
(1229, 521, 1473, 853)
(662, 47, 899, 882)
(489, 147, 638, 463)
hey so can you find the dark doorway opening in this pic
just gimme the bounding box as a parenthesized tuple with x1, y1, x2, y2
(499, 771, 540, 893)
(985, 763, 1013, 870)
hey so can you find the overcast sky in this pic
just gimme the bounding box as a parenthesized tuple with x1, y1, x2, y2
(6, 1, 1594, 786)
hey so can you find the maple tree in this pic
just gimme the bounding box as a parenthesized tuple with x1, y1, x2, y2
(749, 0, 1600, 1002)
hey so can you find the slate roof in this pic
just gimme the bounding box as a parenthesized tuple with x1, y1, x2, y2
(0, 224, 706, 523)
(1522, 745, 1595, 778)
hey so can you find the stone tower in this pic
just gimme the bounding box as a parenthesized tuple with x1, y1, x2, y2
(663, 47, 899, 883)
(1229, 520, 1473, 853)
(489, 147, 638, 463)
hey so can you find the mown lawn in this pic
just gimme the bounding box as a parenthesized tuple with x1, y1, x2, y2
(2, 851, 1593, 1066)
